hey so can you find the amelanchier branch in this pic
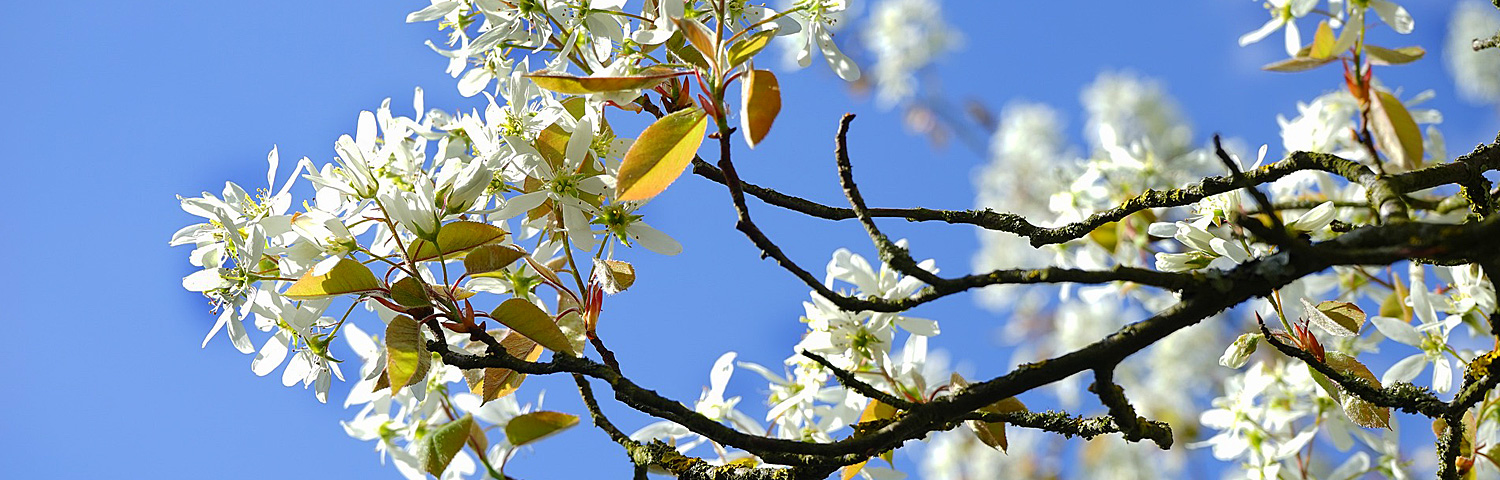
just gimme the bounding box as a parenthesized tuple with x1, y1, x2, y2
(422, 111, 1500, 478)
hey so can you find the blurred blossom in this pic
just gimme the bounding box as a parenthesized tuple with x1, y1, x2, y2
(1445, 1, 1500, 104)
(862, 0, 960, 108)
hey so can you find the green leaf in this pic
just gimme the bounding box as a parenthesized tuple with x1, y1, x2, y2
(1262, 55, 1338, 72)
(464, 244, 525, 276)
(389, 276, 432, 308)
(1369, 90, 1423, 170)
(420, 414, 474, 477)
(526, 67, 682, 95)
(727, 29, 777, 68)
(405, 221, 508, 262)
(464, 331, 543, 403)
(385, 315, 431, 391)
(1325, 352, 1391, 429)
(671, 17, 718, 67)
(283, 258, 384, 299)
(741, 69, 781, 149)
(1310, 21, 1336, 59)
(491, 298, 576, 356)
(615, 107, 709, 201)
(1366, 45, 1425, 65)
(505, 411, 579, 446)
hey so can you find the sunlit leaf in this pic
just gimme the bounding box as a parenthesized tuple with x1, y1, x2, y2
(1325, 352, 1391, 429)
(741, 69, 781, 149)
(615, 107, 709, 201)
(1367, 45, 1425, 65)
(390, 276, 431, 308)
(594, 259, 636, 293)
(283, 258, 383, 299)
(492, 298, 576, 356)
(671, 17, 718, 66)
(1369, 89, 1423, 170)
(972, 396, 1026, 452)
(1316, 300, 1366, 335)
(1263, 55, 1338, 72)
(1300, 298, 1361, 336)
(385, 315, 430, 391)
(1308, 21, 1336, 59)
(526, 67, 682, 95)
(406, 221, 508, 262)
(727, 29, 777, 68)
(505, 411, 579, 446)
(420, 414, 474, 476)
(844, 399, 899, 480)
(465, 244, 525, 276)
(468, 331, 543, 403)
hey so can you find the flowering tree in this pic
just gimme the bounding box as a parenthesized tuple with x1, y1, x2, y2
(170, 0, 1500, 478)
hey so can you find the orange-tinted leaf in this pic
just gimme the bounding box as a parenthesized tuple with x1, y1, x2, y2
(615, 107, 709, 201)
(741, 69, 781, 149)
(670, 17, 718, 67)
(526, 68, 682, 95)
(284, 258, 384, 299)
(1369, 90, 1423, 170)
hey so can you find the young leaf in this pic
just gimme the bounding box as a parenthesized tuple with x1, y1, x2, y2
(593, 258, 636, 293)
(385, 315, 430, 391)
(1300, 298, 1362, 336)
(1262, 56, 1338, 72)
(283, 258, 384, 299)
(491, 298, 576, 356)
(1366, 45, 1425, 65)
(670, 17, 718, 67)
(1310, 21, 1336, 59)
(1325, 352, 1391, 429)
(970, 396, 1027, 452)
(405, 221, 508, 262)
(484, 332, 544, 402)
(727, 29, 778, 68)
(525, 68, 682, 95)
(615, 107, 709, 201)
(419, 414, 474, 476)
(741, 69, 782, 149)
(464, 244, 525, 276)
(1369, 90, 1423, 170)
(505, 411, 579, 446)
(389, 276, 431, 308)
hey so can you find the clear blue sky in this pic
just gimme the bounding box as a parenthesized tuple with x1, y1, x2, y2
(2, 1, 1495, 478)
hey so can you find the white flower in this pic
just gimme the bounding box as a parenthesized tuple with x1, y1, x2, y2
(861, 0, 959, 107)
(1370, 266, 1464, 393)
(779, 0, 861, 81)
(1239, 0, 1318, 56)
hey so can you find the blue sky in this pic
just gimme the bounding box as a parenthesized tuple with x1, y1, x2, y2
(3, 1, 1498, 478)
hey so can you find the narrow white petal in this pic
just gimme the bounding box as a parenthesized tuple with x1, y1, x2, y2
(1382, 353, 1426, 384)
(252, 330, 291, 376)
(1239, 18, 1283, 46)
